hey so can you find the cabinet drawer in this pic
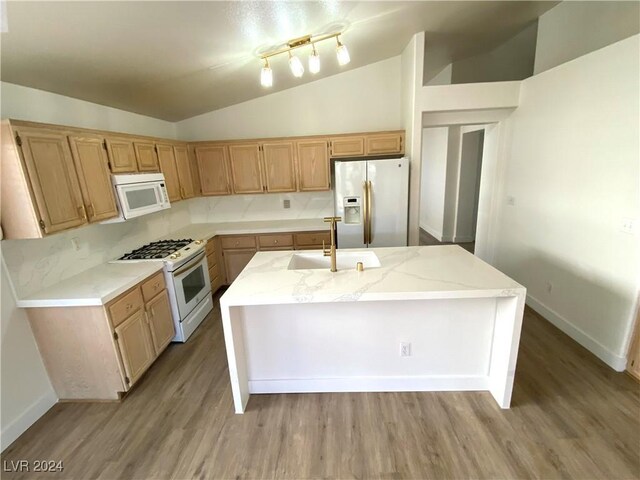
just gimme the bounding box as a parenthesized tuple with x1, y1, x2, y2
(205, 238, 216, 256)
(108, 287, 144, 327)
(258, 234, 294, 249)
(221, 235, 256, 249)
(295, 231, 330, 247)
(141, 271, 166, 303)
(208, 263, 220, 282)
(206, 251, 217, 269)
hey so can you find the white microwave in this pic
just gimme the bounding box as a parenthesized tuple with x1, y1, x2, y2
(103, 173, 171, 223)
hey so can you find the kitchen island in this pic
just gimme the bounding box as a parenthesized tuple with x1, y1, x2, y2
(219, 246, 526, 413)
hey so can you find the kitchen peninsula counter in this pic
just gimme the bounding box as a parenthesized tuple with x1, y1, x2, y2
(220, 245, 526, 413)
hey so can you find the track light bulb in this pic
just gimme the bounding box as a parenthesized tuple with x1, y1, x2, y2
(289, 52, 304, 78)
(260, 59, 273, 87)
(309, 44, 320, 74)
(336, 37, 350, 66)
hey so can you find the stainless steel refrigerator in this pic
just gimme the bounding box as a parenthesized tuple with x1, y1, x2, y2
(334, 157, 409, 248)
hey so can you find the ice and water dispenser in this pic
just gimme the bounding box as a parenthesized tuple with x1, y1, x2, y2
(343, 197, 361, 224)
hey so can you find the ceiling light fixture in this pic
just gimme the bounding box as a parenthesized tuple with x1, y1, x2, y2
(309, 44, 320, 74)
(260, 59, 273, 87)
(258, 32, 350, 87)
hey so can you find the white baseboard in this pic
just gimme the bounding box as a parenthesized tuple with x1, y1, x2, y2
(419, 224, 444, 242)
(453, 235, 475, 243)
(526, 294, 627, 371)
(249, 375, 489, 393)
(1, 390, 57, 452)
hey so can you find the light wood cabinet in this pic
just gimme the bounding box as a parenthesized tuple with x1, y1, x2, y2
(262, 141, 297, 193)
(206, 238, 224, 292)
(224, 249, 257, 284)
(105, 137, 137, 173)
(330, 136, 365, 157)
(365, 132, 404, 155)
(13, 126, 88, 235)
(26, 270, 175, 400)
(296, 139, 330, 191)
(133, 141, 159, 172)
(68, 135, 119, 222)
(228, 143, 264, 194)
(146, 291, 174, 355)
(156, 143, 181, 202)
(115, 309, 155, 387)
(195, 145, 232, 196)
(174, 144, 195, 199)
(626, 308, 640, 382)
(187, 145, 202, 197)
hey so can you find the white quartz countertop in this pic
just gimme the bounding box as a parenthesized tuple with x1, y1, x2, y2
(16, 262, 164, 308)
(221, 245, 526, 307)
(15, 218, 328, 308)
(164, 218, 328, 241)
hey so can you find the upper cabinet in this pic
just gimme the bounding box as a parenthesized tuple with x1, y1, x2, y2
(173, 144, 195, 200)
(365, 132, 404, 156)
(156, 143, 181, 202)
(104, 137, 137, 173)
(262, 141, 297, 193)
(133, 141, 159, 172)
(330, 135, 365, 157)
(195, 145, 232, 196)
(68, 135, 119, 222)
(10, 126, 88, 235)
(296, 139, 330, 191)
(228, 143, 264, 194)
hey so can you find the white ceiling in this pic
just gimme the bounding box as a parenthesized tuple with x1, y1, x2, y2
(0, 1, 557, 121)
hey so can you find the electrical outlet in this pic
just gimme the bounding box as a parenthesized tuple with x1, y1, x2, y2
(620, 217, 636, 234)
(506, 196, 516, 206)
(400, 342, 411, 357)
(283, 199, 291, 209)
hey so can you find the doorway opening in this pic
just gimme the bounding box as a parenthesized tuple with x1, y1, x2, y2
(419, 124, 487, 254)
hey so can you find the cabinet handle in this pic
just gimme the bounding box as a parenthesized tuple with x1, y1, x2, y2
(180, 187, 186, 198)
(144, 311, 150, 324)
(78, 205, 87, 220)
(154, 282, 161, 289)
(126, 303, 133, 311)
(274, 240, 278, 244)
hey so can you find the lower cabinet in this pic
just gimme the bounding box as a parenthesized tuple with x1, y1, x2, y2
(218, 230, 329, 285)
(26, 270, 175, 400)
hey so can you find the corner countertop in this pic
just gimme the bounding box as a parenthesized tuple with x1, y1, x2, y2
(16, 262, 164, 308)
(16, 218, 329, 309)
(220, 245, 526, 307)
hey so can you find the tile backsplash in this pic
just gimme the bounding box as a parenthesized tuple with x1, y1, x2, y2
(2, 191, 334, 299)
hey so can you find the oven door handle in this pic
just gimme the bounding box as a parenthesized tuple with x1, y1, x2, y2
(173, 251, 206, 277)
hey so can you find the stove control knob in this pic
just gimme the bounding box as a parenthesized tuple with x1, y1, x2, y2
(175, 252, 181, 257)
(195, 240, 203, 245)
(169, 254, 178, 259)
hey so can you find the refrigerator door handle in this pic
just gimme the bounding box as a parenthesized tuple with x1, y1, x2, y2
(367, 180, 373, 244)
(363, 181, 369, 245)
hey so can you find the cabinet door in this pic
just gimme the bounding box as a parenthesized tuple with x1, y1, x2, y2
(174, 145, 195, 199)
(330, 136, 365, 157)
(146, 290, 175, 356)
(297, 140, 330, 191)
(68, 135, 119, 222)
(17, 128, 87, 234)
(228, 143, 264, 194)
(105, 137, 137, 173)
(133, 141, 159, 172)
(626, 311, 640, 381)
(365, 132, 404, 155)
(195, 145, 232, 196)
(114, 309, 155, 387)
(187, 146, 202, 196)
(156, 144, 181, 202)
(262, 141, 297, 193)
(223, 249, 257, 284)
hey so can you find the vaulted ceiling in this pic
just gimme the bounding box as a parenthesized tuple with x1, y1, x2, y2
(0, 1, 557, 121)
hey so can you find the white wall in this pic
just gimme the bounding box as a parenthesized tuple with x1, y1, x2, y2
(0, 83, 183, 451)
(452, 21, 538, 84)
(1, 82, 176, 138)
(176, 57, 402, 141)
(401, 32, 425, 246)
(419, 127, 449, 239)
(496, 35, 640, 369)
(442, 127, 462, 242)
(426, 64, 452, 86)
(534, 1, 640, 75)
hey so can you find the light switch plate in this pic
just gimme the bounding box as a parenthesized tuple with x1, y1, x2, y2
(620, 217, 636, 234)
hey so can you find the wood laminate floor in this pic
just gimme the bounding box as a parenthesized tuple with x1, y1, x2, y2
(2, 291, 639, 480)
(419, 229, 475, 254)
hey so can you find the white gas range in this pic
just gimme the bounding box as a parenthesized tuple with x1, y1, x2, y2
(111, 238, 213, 342)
